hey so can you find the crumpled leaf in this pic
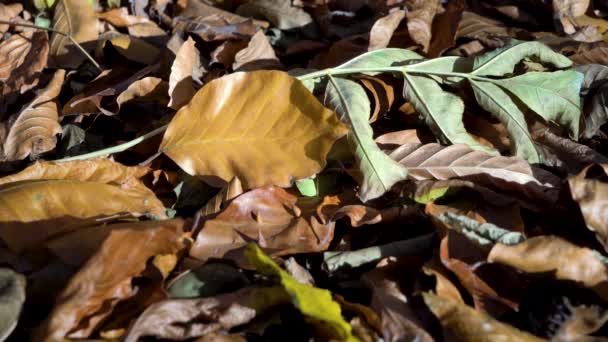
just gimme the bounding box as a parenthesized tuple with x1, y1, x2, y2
(389, 143, 560, 203)
(0, 29, 48, 96)
(189, 186, 334, 261)
(324, 76, 407, 201)
(568, 164, 608, 253)
(50, 0, 99, 68)
(124, 286, 289, 342)
(159, 70, 348, 189)
(423, 292, 545, 342)
(169, 37, 202, 110)
(488, 236, 608, 301)
(0, 268, 26, 342)
(245, 243, 358, 341)
(0, 159, 166, 252)
(1, 69, 64, 161)
(36, 219, 186, 341)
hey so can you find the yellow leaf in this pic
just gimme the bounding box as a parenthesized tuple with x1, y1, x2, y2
(244, 243, 358, 342)
(159, 70, 348, 189)
(50, 0, 99, 68)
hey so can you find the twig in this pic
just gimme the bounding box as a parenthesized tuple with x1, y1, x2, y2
(55, 124, 169, 162)
(0, 19, 103, 72)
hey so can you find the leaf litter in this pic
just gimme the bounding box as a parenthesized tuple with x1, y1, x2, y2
(2, 0, 608, 341)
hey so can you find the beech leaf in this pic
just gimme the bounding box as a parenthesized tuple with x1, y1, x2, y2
(0, 29, 49, 95)
(0, 268, 26, 342)
(325, 76, 407, 201)
(50, 0, 98, 68)
(168, 37, 202, 110)
(159, 70, 348, 189)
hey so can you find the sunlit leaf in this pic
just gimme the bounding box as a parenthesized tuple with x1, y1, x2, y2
(50, 0, 98, 68)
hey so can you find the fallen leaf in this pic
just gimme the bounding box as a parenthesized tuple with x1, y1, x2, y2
(2, 69, 64, 161)
(368, 10, 406, 51)
(405, 0, 443, 52)
(97, 7, 150, 27)
(245, 243, 357, 341)
(233, 30, 282, 71)
(236, 0, 315, 32)
(50, 0, 99, 68)
(488, 236, 608, 301)
(97, 34, 161, 65)
(422, 292, 545, 342)
(0, 3, 23, 33)
(553, 0, 590, 34)
(189, 186, 334, 261)
(116, 76, 169, 109)
(174, 15, 257, 42)
(124, 286, 289, 341)
(36, 219, 186, 341)
(0, 159, 166, 252)
(0, 29, 49, 96)
(576, 64, 608, 138)
(569, 164, 608, 253)
(0, 268, 26, 342)
(169, 37, 202, 110)
(159, 70, 348, 189)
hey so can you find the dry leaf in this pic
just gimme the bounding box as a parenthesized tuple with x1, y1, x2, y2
(189, 186, 334, 261)
(37, 219, 186, 341)
(553, 0, 590, 34)
(423, 292, 545, 342)
(0, 159, 166, 252)
(569, 164, 608, 253)
(160, 70, 347, 189)
(169, 37, 202, 110)
(405, 0, 443, 52)
(97, 7, 149, 27)
(368, 10, 406, 51)
(2, 69, 64, 161)
(0, 3, 23, 33)
(0, 29, 49, 96)
(488, 236, 608, 301)
(117, 76, 169, 109)
(98, 34, 161, 65)
(233, 30, 281, 71)
(50, 0, 99, 68)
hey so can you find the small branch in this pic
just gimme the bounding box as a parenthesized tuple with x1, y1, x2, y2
(55, 124, 168, 162)
(0, 19, 103, 72)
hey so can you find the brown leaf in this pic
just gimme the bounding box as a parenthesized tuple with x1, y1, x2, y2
(159, 70, 347, 189)
(488, 236, 608, 301)
(0, 159, 166, 252)
(423, 292, 545, 342)
(368, 10, 406, 51)
(116, 76, 169, 109)
(536, 130, 608, 174)
(169, 37, 202, 110)
(96, 7, 150, 27)
(189, 186, 334, 262)
(233, 30, 282, 71)
(358, 75, 400, 122)
(0, 29, 49, 96)
(390, 143, 560, 204)
(405, 0, 443, 52)
(569, 164, 608, 253)
(174, 15, 257, 42)
(375, 129, 423, 148)
(2, 69, 64, 161)
(36, 219, 186, 341)
(553, 0, 590, 34)
(422, 257, 465, 304)
(0, 3, 23, 33)
(428, 0, 467, 57)
(124, 286, 289, 342)
(97, 34, 161, 65)
(362, 257, 434, 342)
(553, 304, 608, 341)
(50, 0, 99, 69)
(455, 11, 522, 48)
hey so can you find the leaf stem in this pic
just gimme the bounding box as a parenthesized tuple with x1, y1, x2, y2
(0, 19, 103, 72)
(55, 124, 169, 162)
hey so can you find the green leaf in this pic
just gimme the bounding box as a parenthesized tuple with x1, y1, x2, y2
(325, 76, 408, 201)
(296, 178, 317, 197)
(334, 48, 422, 74)
(407, 56, 469, 84)
(438, 212, 525, 247)
(495, 70, 583, 138)
(245, 244, 358, 342)
(472, 40, 573, 77)
(470, 80, 542, 163)
(402, 73, 496, 153)
(34, 0, 58, 11)
(0, 268, 26, 342)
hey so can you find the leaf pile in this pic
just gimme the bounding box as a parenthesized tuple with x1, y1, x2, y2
(1, 0, 608, 341)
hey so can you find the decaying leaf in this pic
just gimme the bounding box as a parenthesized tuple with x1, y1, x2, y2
(2, 69, 64, 161)
(50, 0, 99, 68)
(0, 29, 49, 96)
(37, 219, 186, 341)
(160, 70, 348, 189)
